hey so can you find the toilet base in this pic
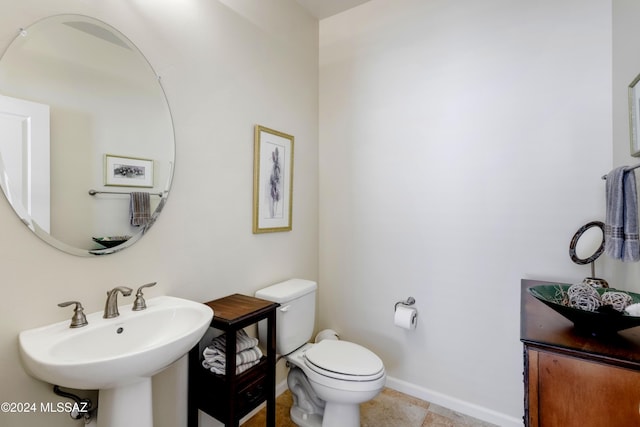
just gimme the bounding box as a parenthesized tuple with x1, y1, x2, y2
(290, 401, 359, 427)
(288, 367, 325, 427)
(290, 406, 323, 427)
(288, 366, 363, 427)
(321, 402, 360, 427)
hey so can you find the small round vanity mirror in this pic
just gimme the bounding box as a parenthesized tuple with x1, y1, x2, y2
(569, 221, 608, 288)
(0, 15, 175, 256)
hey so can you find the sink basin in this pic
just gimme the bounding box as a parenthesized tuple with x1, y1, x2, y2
(19, 295, 213, 427)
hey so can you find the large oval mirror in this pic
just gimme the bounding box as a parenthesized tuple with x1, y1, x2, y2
(0, 15, 175, 256)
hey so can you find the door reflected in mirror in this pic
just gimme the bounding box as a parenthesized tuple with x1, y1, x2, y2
(0, 15, 175, 256)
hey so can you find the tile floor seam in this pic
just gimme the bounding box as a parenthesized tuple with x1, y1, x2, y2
(241, 387, 496, 427)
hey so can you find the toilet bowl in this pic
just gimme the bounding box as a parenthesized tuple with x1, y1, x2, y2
(255, 279, 386, 427)
(287, 340, 385, 427)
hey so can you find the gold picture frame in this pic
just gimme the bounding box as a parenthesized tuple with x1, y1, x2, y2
(253, 125, 294, 233)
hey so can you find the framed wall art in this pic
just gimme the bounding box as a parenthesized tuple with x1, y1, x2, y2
(104, 154, 154, 187)
(253, 125, 294, 233)
(629, 73, 640, 157)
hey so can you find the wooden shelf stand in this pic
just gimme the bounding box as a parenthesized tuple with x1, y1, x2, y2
(188, 294, 279, 427)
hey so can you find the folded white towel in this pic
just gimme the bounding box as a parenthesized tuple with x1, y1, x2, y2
(202, 348, 225, 364)
(201, 330, 264, 376)
(203, 346, 263, 366)
(202, 345, 263, 375)
(210, 329, 259, 353)
(202, 358, 261, 375)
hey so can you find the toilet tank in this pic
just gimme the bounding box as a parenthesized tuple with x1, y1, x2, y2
(255, 279, 317, 355)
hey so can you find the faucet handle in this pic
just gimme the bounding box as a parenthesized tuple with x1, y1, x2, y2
(132, 282, 157, 311)
(58, 301, 88, 328)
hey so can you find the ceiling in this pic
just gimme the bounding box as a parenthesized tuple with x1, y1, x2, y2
(295, 0, 371, 19)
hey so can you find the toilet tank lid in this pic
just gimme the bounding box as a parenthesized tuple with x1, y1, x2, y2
(255, 279, 317, 303)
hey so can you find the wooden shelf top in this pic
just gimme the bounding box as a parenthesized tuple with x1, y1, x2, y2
(204, 294, 278, 326)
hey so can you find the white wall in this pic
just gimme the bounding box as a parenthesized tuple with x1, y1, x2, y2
(0, 1, 318, 427)
(319, 0, 612, 424)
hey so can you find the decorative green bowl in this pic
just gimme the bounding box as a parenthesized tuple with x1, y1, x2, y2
(92, 236, 131, 248)
(528, 284, 640, 335)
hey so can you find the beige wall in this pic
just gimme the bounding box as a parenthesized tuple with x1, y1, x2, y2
(319, 0, 611, 424)
(0, 1, 318, 427)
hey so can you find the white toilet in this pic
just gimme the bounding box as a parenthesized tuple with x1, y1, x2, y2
(255, 279, 386, 427)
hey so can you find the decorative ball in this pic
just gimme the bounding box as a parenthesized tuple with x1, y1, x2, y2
(601, 292, 633, 312)
(567, 283, 601, 312)
(568, 283, 599, 297)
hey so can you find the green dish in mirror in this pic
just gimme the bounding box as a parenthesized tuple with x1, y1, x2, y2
(92, 236, 131, 248)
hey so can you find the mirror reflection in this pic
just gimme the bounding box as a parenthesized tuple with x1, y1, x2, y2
(573, 225, 604, 261)
(0, 15, 175, 256)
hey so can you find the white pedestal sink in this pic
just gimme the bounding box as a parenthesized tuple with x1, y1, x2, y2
(18, 296, 213, 427)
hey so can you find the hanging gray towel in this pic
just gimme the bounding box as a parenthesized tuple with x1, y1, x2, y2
(605, 166, 640, 262)
(130, 192, 151, 226)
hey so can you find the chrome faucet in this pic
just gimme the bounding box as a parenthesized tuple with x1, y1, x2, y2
(103, 287, 132, 318)
(132, 282, 157, 311)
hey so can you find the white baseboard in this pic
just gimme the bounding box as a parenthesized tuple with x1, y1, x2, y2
(276, 378, 289, 396)
(385, 376, 522, 427)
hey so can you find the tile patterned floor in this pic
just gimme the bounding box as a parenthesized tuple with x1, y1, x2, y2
(242, 388, 496, 427)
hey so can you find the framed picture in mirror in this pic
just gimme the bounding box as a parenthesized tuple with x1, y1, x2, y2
(253, 125, 294, 233)
(629, 73, 640, 156)
(105, 154, 154, 187)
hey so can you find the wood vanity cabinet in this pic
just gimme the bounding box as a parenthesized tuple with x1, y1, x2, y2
(521, 279, 640, 427)
(188, 294, 279, 427)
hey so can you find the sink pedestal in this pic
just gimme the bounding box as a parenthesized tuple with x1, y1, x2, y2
(18, 296, 213, 427)
(98, 378, 152, 427)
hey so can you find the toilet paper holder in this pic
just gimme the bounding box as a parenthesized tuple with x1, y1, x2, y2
(394, 296, 416, 311)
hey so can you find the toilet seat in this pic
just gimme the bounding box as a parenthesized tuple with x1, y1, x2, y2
(303, 340, 384, 382)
